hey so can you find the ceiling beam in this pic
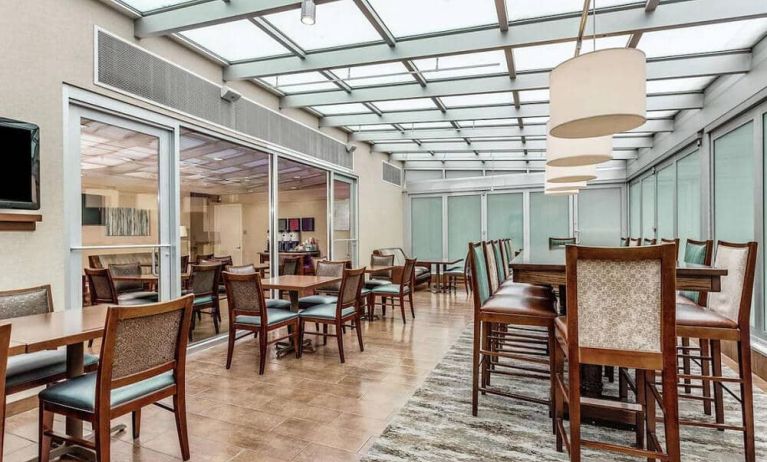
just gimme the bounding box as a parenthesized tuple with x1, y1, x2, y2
(351, 119, 673, 141)
(225, 0, 767, 79)
(374, 137, 651, 153)
(319, 93, 702, 126)
(353, 0, 396, 47)
(391, 151, 637, 161)
(281, 52, 750, 107)
(495, 0, 509, 32)
(627, 0, 662, 47)
(135, 0, 342, 37)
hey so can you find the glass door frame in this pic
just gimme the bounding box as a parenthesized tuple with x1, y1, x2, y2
(330, 173, 359, 266)
(573, 183, 627, 244)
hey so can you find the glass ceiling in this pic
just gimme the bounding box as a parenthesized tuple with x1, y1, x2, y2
(367, 0, 498, 38)
(328, 62, 416, 87)
(506, 0, 642, 22)
(116, 0, 193, 13)
(637, 19, 767, 58)
(514, 35, 629, 72)
(258, 72, 338, 94)
(312, 103, 372, 116)
(180, 20, 289, 62)
(373, 98, 437, 112)
(441, 92, 515, 108)
(413, 50, 507, 81)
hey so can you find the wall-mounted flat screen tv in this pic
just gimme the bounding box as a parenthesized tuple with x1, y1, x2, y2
(278, 219, 288, 232)
(301, 217, 315, 232)
(81, 194, 105, 225)
(0, 118, 40, 210)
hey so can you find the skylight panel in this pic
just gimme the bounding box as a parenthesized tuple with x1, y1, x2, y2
(441, 92, 515, 108)
(262, 1, 382, 51)
(351, 124, 397, 131)
(521, 117, 550, 124)
(518, 89, 550, 103)
(329, 62, 415, 87)
(180, 20, 289, 62)
(647, 110, 678, 119)
(373, 99, 436, 112)
(405, 122, 455, 129)
(458, 119, 518, 127)
(638, 19, 767, 58)
(413, 50, 507, 81)
(117, 0, 194, 13)
(646, 77, 714, 94)
(514, 35, 629, 72)
(311, 103, 372, 115)
(507, 0, 640, 21)
(367, 0, 498, 38)
(259, 72, 338, 93)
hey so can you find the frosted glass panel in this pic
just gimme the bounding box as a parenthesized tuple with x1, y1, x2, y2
(447, 195, 481, 261)
(630, 182, 641, 237)
(578, 188, 622, 246)
(714, 122, 754, 243)
(656, 165, 675, 239)
(411, 197, 443, 259)
(530, 192, 569, 251)
(641, 176, 656, 239)
(677, 151, 700, 258)
(487, 193, 524, 253)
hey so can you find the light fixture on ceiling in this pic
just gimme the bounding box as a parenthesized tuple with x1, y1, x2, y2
(545, 180, 587, 193)
(545, 188, 579, 196)
(545, 164, 597, 184)
(548, 0, 646, 138)
(301, 0, 316, 25)
(546, 124, 612, 167)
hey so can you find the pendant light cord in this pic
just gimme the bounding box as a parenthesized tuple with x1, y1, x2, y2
(592, 0, 597, 52)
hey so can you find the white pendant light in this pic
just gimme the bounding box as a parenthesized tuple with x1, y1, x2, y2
(301, 0, 316, 25)
(545, 188, 579, 196)
(545, 180, 587, 192)
(549, 47, 646, 138)
(545, 164, 597, 184)
(546, 125, 613, 167)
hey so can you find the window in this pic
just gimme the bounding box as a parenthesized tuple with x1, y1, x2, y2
(487, 193, 524, 253)
(578, 187, 622, 245)
(529, 192, 570, 250)
(714, 122, 754, 243)
(629, 182, 640, 237)
(411, 197, 443, 259)
(677, 151, 700, 257)
(641, 175, 656, 239)
(656, 165, 675, 239)
(447, 195, 481, 261)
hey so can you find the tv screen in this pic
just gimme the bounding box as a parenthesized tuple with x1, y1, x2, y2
(81, 194, 105, 225)
(0, 118, 40, 210)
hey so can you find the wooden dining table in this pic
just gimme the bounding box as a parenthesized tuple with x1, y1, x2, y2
(3, 304, 114, 461)
(509, 245, 728, 427)
(419, 258, 463, 293)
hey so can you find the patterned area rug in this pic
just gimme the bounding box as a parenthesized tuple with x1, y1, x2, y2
(362, 327, 767, 461)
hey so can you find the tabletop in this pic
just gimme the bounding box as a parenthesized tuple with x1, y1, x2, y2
(3, 305, 109, 355)
(260, 275, 342, 291)
(419, 258, 462, 265)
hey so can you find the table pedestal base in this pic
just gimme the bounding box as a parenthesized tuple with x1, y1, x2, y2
(276, 339, 313, 358)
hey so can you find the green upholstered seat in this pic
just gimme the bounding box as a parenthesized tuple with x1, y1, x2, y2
(371, 284, 407, 295)
(364, 279, 391, 289)
(266, 299, 291, 310)
(118, 291, 159, 301)
(7, 351, 98, 391)
(299, 303, 355, 320)
(298, 294, 338, 309)
(38, 371, 175, 413)
(192, 295, 214, 306)
(681, 241, 709, 303)
(360, 288, 371, 296)
(235, 309, 299, 326)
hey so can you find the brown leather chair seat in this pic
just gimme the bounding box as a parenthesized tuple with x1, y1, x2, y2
(480, 294, 557, 318)
(676, 303, 738, 329)
(497, 282, 554, 299)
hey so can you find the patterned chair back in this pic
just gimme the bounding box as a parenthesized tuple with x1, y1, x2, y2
(108, 262, 143, 293)
(566, 244, 677, 369)
(223, 271, 268, 323)
(468, 242, 491, 307)
(0, 285, 53, 320)
(226, 264, 257, 275)
(628, 238, 641, 247)
(370, 254, 395, 280)
(190, 263, 221, 297)
(180, 255, 190, 274)
(195, 253, 214, 263)
(377, 248, 406, 266)
(85, 268, 119, 304)
(483, 241, 500, 293)
(549, 237, 576, 248)
(315, 260, 345, 292)
(680, 239, 714, 304)
(401, 258, 417, 291)
(338, 267, 366, 308)
(280, 256, 301, 276)
(707, 241, 758, 326)
(96, 295, 193, 407)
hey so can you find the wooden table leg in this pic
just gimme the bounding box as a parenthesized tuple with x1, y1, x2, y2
(276, 291, 313, 358)
(65, 343, 84, 439)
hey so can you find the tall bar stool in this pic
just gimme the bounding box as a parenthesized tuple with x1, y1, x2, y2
(675, 241, 758, 461)
(553, 244, 680, 462)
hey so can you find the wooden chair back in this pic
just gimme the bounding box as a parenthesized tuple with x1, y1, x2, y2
(85, 268, 119, 304)
(0, 323, 11, 450)
(195, 253, 214, 263)
(189, 263, 221, 298)
(336, 267, 366, 313)
(497, 239, 510, 278)
(643, 238, 658, 245)
(565, 244, 677, 371)
(620, 237, 630, 247)
(628, 237, 641, 247)
(223, 271, 270, 326)
(180, 255, 189, 274)
(681, 238, 714, 305)
(490, 240, 508, 281)
(549, 237, 576, 248)
(400, 258, 417, 292)
(95, 295, 194, 413)
(280, 256, 302, 276)
(315, 260, 346, 292)
(370, 254, 394, 280)
(467, 242, 492, 309)
(225, 264, 257, 275)
(707, 241, 758, 329)
(0, 284, 53, 319)
(108, 262, 143, 293)
(660, 238, 680, 256)
(483, 241, 500, 293)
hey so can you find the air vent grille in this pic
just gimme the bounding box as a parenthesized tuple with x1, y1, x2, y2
(382, 161, 403, 187)
(96, 30, 351, 169)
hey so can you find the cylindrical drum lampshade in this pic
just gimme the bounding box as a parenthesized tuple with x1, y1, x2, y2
(545, 164, 596, 184)
(545, 188, 579, 196)
(545, 180, 587, 192)
(546, 128, 613, 167)
(549, 48, 646, 139)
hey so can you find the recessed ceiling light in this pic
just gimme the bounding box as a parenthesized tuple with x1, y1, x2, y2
(301, 0, 316, 25)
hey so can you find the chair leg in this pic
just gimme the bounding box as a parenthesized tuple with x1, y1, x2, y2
(399, 295, 406, 323)
(294, 322, 302, 359)
(737, 339, 756, 462)
(298, 320, 306, 357)
(635, 369, 646, 450)
(94, 417, 112, 462)
(471, 318, 481, 416)
(408, 292, 415, 318)
(547, 325, 556, 434)
(382, 297, 387, 317)
(355, 315, 364, 352)
(323, 324, 328, 345)
(568, 355, 582, 462)
(132, 409, 141, 439)
(173, 393, 191, 461)
(336, 321, 346, 363)
(38, 406, 53, 462)
(258, 328, 268, 375)
(225, 327, 236, 369)
(700, 338, 713, 416)
(554, 339, 564, 451)
(661, 367, 681, 462)
(710, 339, 725, 427)
(646, 370, 657, 462)
(681, 337, 692, 394)
(480, 321, 490, 393)
(212, 304, 220, 335)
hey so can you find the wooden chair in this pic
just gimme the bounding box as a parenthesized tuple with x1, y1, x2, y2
(444, 251, 470, 295)
(38, 295, 195, 462)
(620, 237, 630, 247)
(675, 241, 758, 461)
(628, 237, 642, 247)
(365, 254, 394, 289)
(187, 263, 222, 340)
(660, 238, 680, 255)
(370, 258, 416, 323)
(644, 238, 658, 245)
(84, 268, 157, 306)
(553, 244, 680, 462)
(0, 324, 11, 460)
(223, 271, 301, 374)
(298, 260, 346, 309)
(469, 241, 558, 417)
(298, 267, 366, 363)
(487, 241, 553, 298)
(195, 253, 213, 263)
(549, 237, 576, 248)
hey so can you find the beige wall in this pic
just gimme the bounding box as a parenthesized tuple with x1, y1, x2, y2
(0, 0, 403, 308)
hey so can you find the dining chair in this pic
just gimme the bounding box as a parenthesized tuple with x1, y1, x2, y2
(108, 263, 145, 295)
(0, 324, 11, 460)
(195, 253, 214, 263)
(675, 241, 758, 462)
(469, 241, 558, 417)
(628, 237, 642, 247)
(444, 250, 470, 295)
(370, 258, 416, 323)
(187, 263, 222, 340)
(298, 267, 366, 363)
(84, 268, 158, 306)
(660, 238, 680, 255)
(37, 295, 194, 462)
(0, 285, 99, 395)
(223, 271, 301, 373)
(298, 260, 346, 309)
(643, 238, 658, 245)
(620, 237, 630, 247)
(365, 254, 394, 289)
(553, 244, 680, 462)
(485, 241, 553, 298)
(549, 237, 576, 248)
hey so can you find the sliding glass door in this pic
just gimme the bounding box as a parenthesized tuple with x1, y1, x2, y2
(676, 150, 701, 257)
(577, 187, 622, 246)
(656, 165, 675, 239)
(714, 121, 755, 243)
(411, 196, 443, 260)
(447, 195, 481, 261)
(529, 192, 570, 251)
(487, 192, 523, 253)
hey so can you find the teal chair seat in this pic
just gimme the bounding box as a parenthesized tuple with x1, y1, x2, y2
(38, 371, 175, 413)
(371, 284, 406, 295)
(192, 294, 214, 306)
(360, 288, 371, 296)
(298, 294, 338, 309)
(364, 279, 391, 289)
(235, 309, 299, 326)
(299, 303, 355, 320)
(266, 299, 291, 310)
(7, 351, 99, 391)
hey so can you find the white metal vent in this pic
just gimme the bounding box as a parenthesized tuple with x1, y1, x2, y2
(382, 161, 403, 187)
